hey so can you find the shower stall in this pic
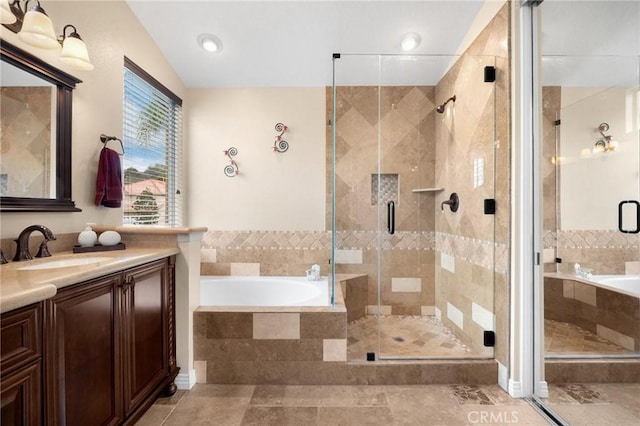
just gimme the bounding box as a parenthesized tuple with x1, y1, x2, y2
(330, 53, 500, 360)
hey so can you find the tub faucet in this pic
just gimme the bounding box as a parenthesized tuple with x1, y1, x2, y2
(13, 225, 57, 261)
(574, 263, 592, 279)
(306, 264, 320, 281)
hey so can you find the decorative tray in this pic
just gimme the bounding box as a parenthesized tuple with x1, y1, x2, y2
(72, 243, 126, 253)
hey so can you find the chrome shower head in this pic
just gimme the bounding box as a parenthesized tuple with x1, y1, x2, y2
(436, 95, 456, 113)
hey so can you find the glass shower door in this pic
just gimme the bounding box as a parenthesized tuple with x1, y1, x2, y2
(333, 53, 498, 360)
(534, 1, 640, 423)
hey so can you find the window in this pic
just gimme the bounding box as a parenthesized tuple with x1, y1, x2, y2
(123, 58, 183, 226)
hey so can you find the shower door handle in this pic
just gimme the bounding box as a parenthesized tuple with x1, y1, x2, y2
(618, 200, 640, 234)
(387, 200, 395, 235)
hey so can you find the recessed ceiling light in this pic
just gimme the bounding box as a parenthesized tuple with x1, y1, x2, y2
(400, 32, 421, 51)
(198, 34, 223, 53)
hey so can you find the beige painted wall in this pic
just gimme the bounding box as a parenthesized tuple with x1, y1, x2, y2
(187, 87, 326, 231)
(0, 0, 186, 239)
(559, 87, 640, 230)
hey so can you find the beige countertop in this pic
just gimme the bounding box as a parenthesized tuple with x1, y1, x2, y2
(0, 247, 179, 314)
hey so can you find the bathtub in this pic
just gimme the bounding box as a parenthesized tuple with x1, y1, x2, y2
(200, 276, 330, 306)
(589, 275, 640, 298)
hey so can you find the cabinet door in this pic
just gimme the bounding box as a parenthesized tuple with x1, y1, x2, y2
(45, 275, 123, 426)
(0, 362, 41, 426)
(122, 259, 169, 415)
(1, 303, 42, 426)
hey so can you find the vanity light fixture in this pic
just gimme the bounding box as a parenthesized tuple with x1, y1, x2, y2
(400, 32, 421, 51)
(18, 0, 58, 49)
(1, 0, 94, 71)
(198, 33, 223, 53)
(0, 0, 16, 24)
(59, 24, 94, 71)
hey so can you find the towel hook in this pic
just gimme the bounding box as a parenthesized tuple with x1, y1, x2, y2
(100, 134, 125, 154)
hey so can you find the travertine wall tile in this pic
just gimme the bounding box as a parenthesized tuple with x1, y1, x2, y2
(300, 312, 346, 339)
(323, 339, 347, 362)
(574, 282, 597, 307)
(596, 325, 635, 352)
(230, 262, 260, 276)
(391, 277, 422, 292)
(253, 313, 300, 339)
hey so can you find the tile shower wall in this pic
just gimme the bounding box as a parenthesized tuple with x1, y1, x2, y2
(434, 4, 510, 360)
(0, 86, 53, 198)
(326, 84, 437, 317)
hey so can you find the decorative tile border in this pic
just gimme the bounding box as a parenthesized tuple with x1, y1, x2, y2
(201, 230, 507, 274)
(202, 230, 331, 250)
(436, 232, 508, 275)
(544, 230, 639, 249)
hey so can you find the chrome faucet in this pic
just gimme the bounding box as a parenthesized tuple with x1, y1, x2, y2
(13, 225, 57, 261)
(574, 263, 593, 280)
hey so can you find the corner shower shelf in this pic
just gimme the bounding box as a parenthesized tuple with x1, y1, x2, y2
(411, 187, 445, 193)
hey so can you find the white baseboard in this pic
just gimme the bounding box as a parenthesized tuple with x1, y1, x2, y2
(537, 381, 549, 398)
(508, 379, 524, 398)
(498, 362, 509, 392)
(175, 370, 196, 390)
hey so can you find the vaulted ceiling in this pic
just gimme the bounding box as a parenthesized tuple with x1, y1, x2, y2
(127, 1, 640, 88)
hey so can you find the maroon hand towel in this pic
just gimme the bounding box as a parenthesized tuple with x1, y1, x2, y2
(95, 147, 123, 208)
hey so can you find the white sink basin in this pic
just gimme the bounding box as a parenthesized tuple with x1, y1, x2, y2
(17, 256, 113, 271)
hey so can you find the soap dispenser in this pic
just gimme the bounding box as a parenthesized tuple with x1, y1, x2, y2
(78, 224, 98, 247)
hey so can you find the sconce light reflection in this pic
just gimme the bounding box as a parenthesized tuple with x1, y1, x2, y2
(593, 122, 617, 153)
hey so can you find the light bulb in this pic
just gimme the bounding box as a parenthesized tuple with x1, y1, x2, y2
(0, 0, 16, 24)
(401, 33, 421, 51)
(198, 34, 223, 53)
(18, 5, 59, 49)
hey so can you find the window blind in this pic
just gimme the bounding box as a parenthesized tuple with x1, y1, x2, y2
(123, 58, 183, 226)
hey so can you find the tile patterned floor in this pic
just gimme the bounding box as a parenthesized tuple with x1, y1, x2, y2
(347, 315, 483, 360)
(135, 384, 550, 426)
(545, 383, 640, 425)
(544, 319, 633, 356)
(347, 315, 634, 359)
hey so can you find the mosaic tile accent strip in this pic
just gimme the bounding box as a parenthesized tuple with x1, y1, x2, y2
(202, 230, 506, 274)
(436, 232, 508, 274)
(371, 173, 398, 206)
(557, 230, 639, 249)
(202, 230, 331, 250)
(543, 230, 557, 249)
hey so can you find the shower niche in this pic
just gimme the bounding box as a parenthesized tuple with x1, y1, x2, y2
(330, 53, 500, 361)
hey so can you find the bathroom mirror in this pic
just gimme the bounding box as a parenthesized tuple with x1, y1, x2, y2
(0, 41, 81, 212)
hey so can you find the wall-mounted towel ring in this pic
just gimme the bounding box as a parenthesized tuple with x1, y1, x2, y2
(100, 134, 125, 155)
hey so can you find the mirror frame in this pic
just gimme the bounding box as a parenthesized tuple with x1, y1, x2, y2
(1, 41, 81, 212)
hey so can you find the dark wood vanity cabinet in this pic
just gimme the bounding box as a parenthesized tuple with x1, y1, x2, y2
(44, 256, 178, 425)
(0, 303, 42, 426)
